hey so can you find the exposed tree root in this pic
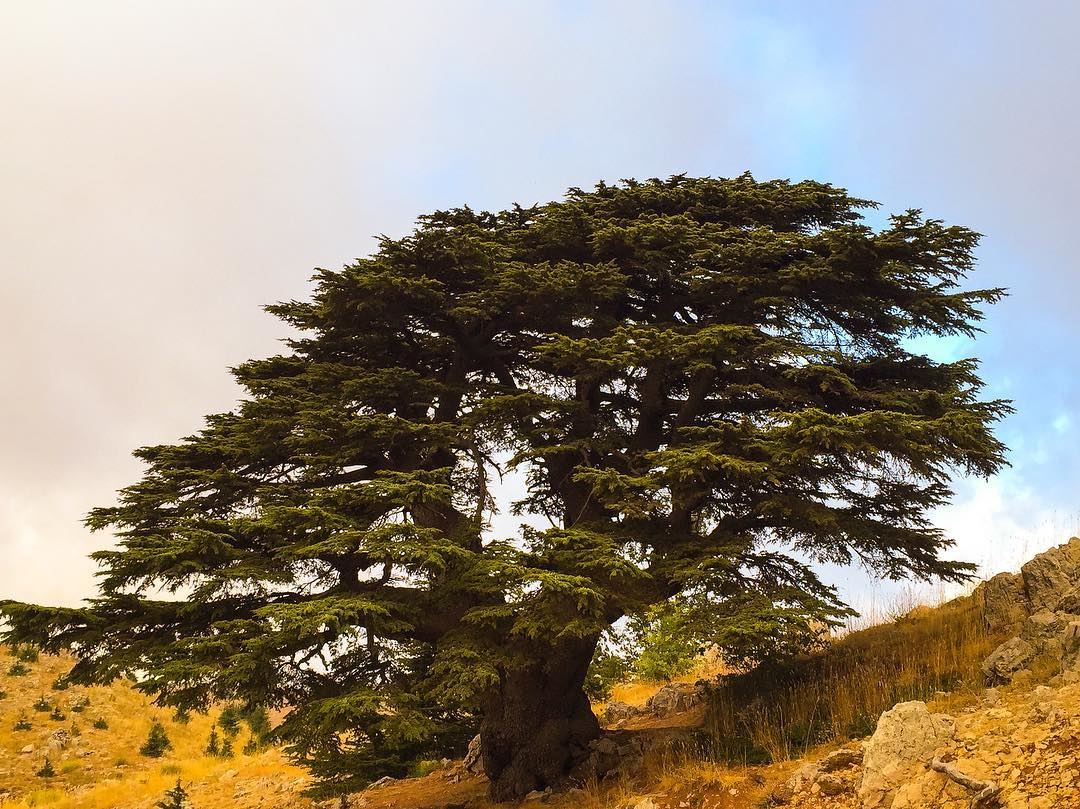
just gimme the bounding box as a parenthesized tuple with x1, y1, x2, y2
(931, 757, 1001, 808)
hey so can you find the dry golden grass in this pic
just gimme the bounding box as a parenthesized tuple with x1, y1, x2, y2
(703, 589, 1002, 764)
(0, 647, 312, 809)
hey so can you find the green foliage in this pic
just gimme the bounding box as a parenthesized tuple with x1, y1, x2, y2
(14, 644, 39, 663)
(205, 727, 220, 756)
(220, 735, 234, 758)
(32, 695, 50, 712)
(36, 757, 55, 778)
(156, 779, 191, 809)
(15, 714, 31, 731)
(51, 675, 70, 691)
(49, 705, 66, 721)
(584, 634, 633, 701)
(7, 662, 30, 677)
(93, 717, 109, 730)
(242, 735, 259, 755)
(629, 600, 704, 682)
(140, 721, 172, 757)
(0, 175, 1010, 795)
(217, 705, 241, 738)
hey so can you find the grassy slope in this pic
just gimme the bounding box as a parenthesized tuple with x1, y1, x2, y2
(0, 648, 311, 809)
(0, 588, 1027, 809)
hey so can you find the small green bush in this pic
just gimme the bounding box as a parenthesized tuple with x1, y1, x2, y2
(51, 676, 70, 691)
(140, 721, 172, 758)
(15, 644, 39, 663)
(14, 714, 32, 731)
(93, 717, 109, 730)
(156, 779, 191, 809)
(49, 706, 66, 721)
(36, 757, 56, 778)
(32, 696, 51, 712)
(205, 727, 220, 756)
(8, 662, 31, 677)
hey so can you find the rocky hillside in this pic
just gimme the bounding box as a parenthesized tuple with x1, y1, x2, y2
(7, 538, 1080, 809)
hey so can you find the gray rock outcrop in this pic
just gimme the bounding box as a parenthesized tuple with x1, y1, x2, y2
(857, 701, 955, 809)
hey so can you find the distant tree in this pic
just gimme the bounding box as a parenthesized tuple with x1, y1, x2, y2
(156, 779, 191, 809)
(140, 721, 172, 757)
(217, 706, 241, 738)
(205, 727, 220, 757)
(36, 757, 55, 778)
(0, 175, 1010, 800)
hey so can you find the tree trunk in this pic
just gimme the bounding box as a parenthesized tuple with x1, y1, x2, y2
(480, 636, 600, 802)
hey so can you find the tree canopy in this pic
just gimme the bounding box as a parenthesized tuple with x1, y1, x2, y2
(1, 174, 1010, 801)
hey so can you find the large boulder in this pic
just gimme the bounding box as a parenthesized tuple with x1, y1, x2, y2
(858, 702, 955, 809)
(981, 636, 1036, 685)
(1020, 536, 1080, 613)
(601, 701, 640, 726)
(976, 571, 1029, 633)
(645, 682, 705, 717)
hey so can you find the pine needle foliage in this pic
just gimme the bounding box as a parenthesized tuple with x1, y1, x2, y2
(0, 175, 1010, 799)
(155, 779, 191, 809)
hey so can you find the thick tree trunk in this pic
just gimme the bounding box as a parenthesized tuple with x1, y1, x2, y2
(480, 636, 600, 802)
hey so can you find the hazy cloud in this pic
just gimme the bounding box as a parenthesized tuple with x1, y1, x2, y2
(3, 1, 1079, 608)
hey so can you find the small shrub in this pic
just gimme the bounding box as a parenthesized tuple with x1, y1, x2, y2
(49, 706, 66, 721)
(8, 662, 31, 677)
(172, 708, 191, 725)
(220, 736, 234, 758)
(36, 757, 56, 778)
(244, 705, 272, 740)
(242, 735, 259, 755)
(218, 705, 242, 738)
(60, 760, 80, 774)
(93, 717, 109, 730)
(205, 727, 220, 756)
(15, 644, 39, 663)
(51, 676, 70, 691)
(140, 721, 172, 758)
(33, 696, 51, 712)
(0, 689, 8, 700)
(15, 714, 32, 731)
(156, 779, 191, 809)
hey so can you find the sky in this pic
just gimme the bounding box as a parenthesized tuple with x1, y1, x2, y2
(3, 1, 1080, 614)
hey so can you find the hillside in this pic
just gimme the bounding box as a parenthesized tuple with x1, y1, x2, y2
(5, 538, 1080, 808)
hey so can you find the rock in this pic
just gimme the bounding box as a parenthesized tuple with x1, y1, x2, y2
(1021, 537, 1080, 613)
(858, 702, 956, 809)
(645, 682, 705, 717)
(631, 798, 659, 809)
(219, 769, 238, 781)
(770, 762, 820, 804)
(463, 734, 483, 775)
(602, 701, 640, 725)
(19, 744, 34, 754)
(1056, 582, 1080, 614)
(978, 572, 1030, 632)
(367, 775, 395, 790)
(816, 772, 848, 796)
(819, 745, 864, 772)
(982, 636, 1036, 685)
(48, 729, 70, 751)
